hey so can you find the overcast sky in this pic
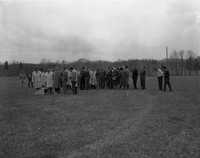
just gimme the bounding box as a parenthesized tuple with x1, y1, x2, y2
(0, 0, 200, 63)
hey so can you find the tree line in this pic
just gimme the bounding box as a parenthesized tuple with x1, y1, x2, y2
(0, 50, 199, 76)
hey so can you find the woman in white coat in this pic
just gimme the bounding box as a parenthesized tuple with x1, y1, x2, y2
(32, 68, 42, 89)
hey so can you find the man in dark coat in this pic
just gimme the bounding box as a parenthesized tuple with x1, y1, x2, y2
(124, 66, 129, 89)
(132, 67, 138, 89)
(140, 66, 146, 90)
(71, 67, 78, 95)
(106, 68, 113, 89)
(162, 66, 172, 92)
(84, 68, 90, 90)
(62, 68, 68, 94)
(112, 68, 119, 88)
(96, 69, 100, 89)
(53, 68, 62, 94)
(80, 67, 85, 90)
(100, 69, 106, 89)
(27, 73, 33, 88)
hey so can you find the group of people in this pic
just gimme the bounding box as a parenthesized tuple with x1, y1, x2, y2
(19, 65, 172, 95)
(30, 67, 79, 95)
(156, 65, 172, 91)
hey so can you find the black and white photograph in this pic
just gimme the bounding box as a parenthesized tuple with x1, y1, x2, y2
(0, 0, 200, 158)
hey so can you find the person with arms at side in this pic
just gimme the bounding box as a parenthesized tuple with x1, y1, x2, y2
(124, 65, 130, 89)
(89, 69, 97, 89)
(84, 67, 90, 90)
(140, 66, 146, 90)
(19, 70, 26, 88)
(53, 67, 62, 94)
(80, 67, 85, 90)
(132, 67, 138, 89)
(162, 66, 172, 92)
(27, 73, 33, 88)
(71, 67, 78, 95)
(157, 66, 164, 91)
(46, 69, 54, 95)
(62, 67, 68, 94)
(33, 67, 42, 90)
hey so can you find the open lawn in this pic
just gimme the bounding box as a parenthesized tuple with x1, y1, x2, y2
(0, 77, 200, 158)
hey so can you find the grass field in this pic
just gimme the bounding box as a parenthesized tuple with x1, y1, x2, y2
(0, 76, 200, 158)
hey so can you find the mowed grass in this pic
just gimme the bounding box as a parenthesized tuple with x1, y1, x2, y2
(0, 77, 200, 158)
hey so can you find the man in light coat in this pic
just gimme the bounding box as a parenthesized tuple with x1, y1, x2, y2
(46, 69, 54, 95)
(71, 67, 78, 95)
(89, 70, 97, 89)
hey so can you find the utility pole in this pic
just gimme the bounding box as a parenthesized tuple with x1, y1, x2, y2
(166, 46, 168, 66)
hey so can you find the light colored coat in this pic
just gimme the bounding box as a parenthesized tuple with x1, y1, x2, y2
(67, 70, 72, 86)
(53, 71, 61, 88)
(157, 68, 164, 77)
(41, 72, 47, 87)
(32, 71, 42, 89)
(89, 70, 97, 85)
(46, 71, 54, 88)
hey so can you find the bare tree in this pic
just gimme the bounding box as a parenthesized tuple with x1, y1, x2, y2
(40, 58, 49, 64)
(170, 50, 179, 75)
(170, 50, 179, 59)
(185, 50, 197, 75)
(185, 50, 196, 59)
(179, 50, 185, 75)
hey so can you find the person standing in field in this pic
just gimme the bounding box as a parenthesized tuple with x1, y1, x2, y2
(120, 67, 126, 89)
(162, 66, 172, 92)
(19, 71, 26, 88)
(84, 68, 90, 90)
(100, 69, 106, 89)
(27, 73, 33, 88)
(124, 66, 130, 89)
(46, 69, 54, 95)
(62, 68, 69, 94)
(32, 68, 42, 90)
(132, 67, 138, 89)
(89, 69, 97, 89)
(140, 66, 146, 90)
(41, 68, 47, 89)
(157, 66, 164, 91)
(77, 70, 81, 89)
(32, 68, 36, 88)
(96, 69, 100, 88)
(53, 67, 62, 94)
(106, 68, 113, 89)
(80, 67, 86, 90)
(67, 68, 72, 89)
(71, 67, 78, 95)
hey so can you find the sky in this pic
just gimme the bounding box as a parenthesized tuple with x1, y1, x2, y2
(0, 0, 200, 63)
